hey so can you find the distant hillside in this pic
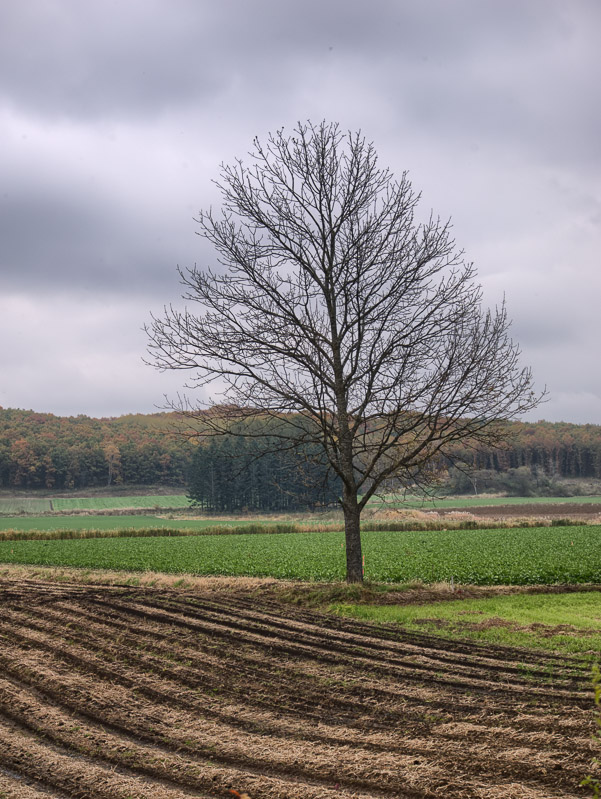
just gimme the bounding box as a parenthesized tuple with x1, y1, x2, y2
(1, 408, 601, 491)
(0, 408, 193, 489)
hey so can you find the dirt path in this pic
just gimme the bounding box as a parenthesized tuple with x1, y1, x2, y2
(0, 578, 598, 798)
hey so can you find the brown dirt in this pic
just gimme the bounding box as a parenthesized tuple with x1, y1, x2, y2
(0, 577, 598, 798)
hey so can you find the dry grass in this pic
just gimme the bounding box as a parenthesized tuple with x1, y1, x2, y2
(3, 563, 599, 615)
(0, 562, 286, 593)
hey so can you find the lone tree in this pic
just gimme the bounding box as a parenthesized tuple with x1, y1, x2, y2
(148, 121, 541, 583)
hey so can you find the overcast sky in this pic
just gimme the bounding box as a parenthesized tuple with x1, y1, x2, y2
(1, 0, 599, 423)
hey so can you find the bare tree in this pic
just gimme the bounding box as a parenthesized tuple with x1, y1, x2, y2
(147, 121, 542, 583)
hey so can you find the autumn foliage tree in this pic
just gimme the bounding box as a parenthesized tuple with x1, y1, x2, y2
(147, 121, 541, 582)
(0, 409, 192, 489)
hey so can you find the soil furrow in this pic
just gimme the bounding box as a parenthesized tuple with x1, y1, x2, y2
(0, 714, 209, 799)
(0, 618, 405, 731)
(1, 605, 477, 727)
(0, 685, 426, 799)
(2, 629, 587, 765)
(0, 579, 597, 799)
(0, 767, 70, 799)
(0, 622, 592, 795)
(54, 590, 587, 694)
(1, 602, 592, 736)
(2, 606, 584, 743)
(90, 595, 590, 705)
(0, 613, 451, 746)
(214, 593, 591, 665)
(0, 641, 445, 796)
(149, 592, 590, 679)
(0, 661, 587, 799)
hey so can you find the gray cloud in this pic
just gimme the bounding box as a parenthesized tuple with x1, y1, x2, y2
(0, 1, 225, 121)
(0, 293, 194, 417)
(0, 178, 200, 295)
(0, 0, 599, 421)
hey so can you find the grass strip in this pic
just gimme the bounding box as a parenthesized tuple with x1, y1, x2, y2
(372, 494, 601, 509)
(330, 591, 601, 657)
(0, 522, 301, 541)
(0, 515, 586, 541)
(3, 492, 601, 518)
(50, 494, 191, 511)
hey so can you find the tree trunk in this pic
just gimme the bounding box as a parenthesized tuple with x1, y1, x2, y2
(343, 494, 363, 583)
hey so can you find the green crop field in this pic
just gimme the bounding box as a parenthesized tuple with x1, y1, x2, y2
(0, 524, 599, 584)
(50, 495, 191, 511)
(0, 498, 53, 514)
(372, 494, 601, 509)
(0, 495, 191, 514)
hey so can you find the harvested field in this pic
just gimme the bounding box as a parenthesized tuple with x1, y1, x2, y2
(0, 578, 598, 798)
(436, 502, 601, 520)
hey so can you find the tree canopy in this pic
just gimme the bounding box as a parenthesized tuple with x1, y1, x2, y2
(148, 121, 542, 581)
(187, 425, 341, 512)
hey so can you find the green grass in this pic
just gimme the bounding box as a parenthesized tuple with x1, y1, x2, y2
(0, 498, 53, 514)
(0, 515, 244, 533)
(0, 495, 191, 514)
(0, 525, 599, 585)
(372, 494, 601, 509)
(330, 591, 601, 656)
(50, 495, 191, 511)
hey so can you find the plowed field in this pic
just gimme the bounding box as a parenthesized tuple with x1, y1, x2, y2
(0, 579, 598, 798)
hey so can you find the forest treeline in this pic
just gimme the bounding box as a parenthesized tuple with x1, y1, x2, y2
(0, 408, 192, 489)
(2, 407, 601, 493)
(187, 436, 340, 511)
(449, 419, 601, 478)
